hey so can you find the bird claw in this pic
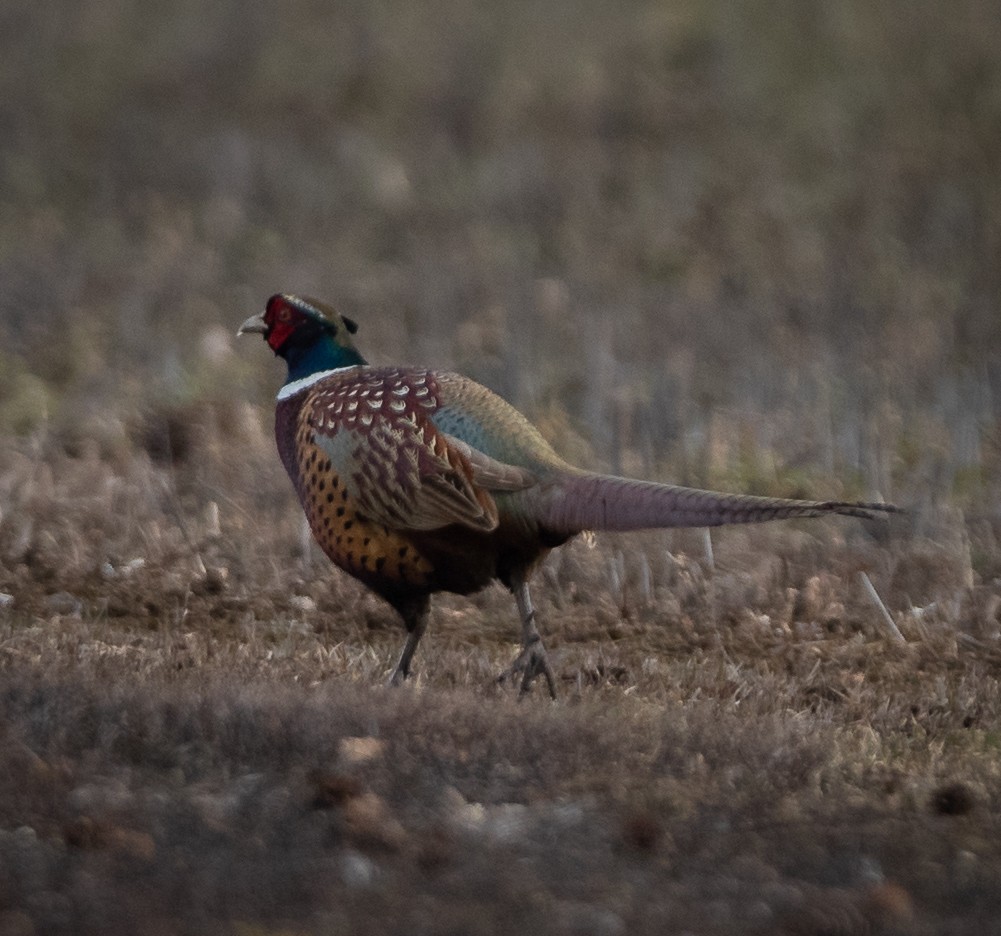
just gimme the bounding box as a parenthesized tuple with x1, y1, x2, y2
(499, 638, 557, 700)
(387, 667, 409, 688)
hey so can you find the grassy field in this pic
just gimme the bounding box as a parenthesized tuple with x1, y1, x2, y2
(2, 0, 1001, 932)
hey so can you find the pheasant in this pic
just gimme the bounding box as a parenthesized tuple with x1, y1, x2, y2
(239, 294, 897, 697)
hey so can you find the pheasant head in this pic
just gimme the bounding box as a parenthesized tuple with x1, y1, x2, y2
(238, 294, 367, 383)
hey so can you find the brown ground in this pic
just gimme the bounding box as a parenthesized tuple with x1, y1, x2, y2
(1, 434, 999, 936)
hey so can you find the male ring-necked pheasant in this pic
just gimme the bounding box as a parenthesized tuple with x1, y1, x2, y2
(240, 294, 896, 697)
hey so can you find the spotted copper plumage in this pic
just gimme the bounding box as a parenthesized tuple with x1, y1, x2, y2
(303, 368, 497, 533)
(278, 367, 499, 596)
(241, 293, 900, 698)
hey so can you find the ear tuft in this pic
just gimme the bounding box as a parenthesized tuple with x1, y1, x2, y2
(343, 316, 359, 334)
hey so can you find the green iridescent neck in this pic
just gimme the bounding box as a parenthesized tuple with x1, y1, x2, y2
(283, 332, 367, 384)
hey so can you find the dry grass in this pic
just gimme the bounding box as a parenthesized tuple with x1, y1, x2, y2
(0, 427, 999, 934)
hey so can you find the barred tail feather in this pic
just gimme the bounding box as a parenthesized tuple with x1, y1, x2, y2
(534, 473, 898, 536)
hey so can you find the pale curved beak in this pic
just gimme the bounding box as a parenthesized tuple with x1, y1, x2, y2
(237, 313, 268, 337)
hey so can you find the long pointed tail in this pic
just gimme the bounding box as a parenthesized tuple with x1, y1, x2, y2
(533, 472, 899, 536)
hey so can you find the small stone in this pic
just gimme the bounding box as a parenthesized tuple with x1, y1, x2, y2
(456, 801, 487, 830)
(121, 558, 146, 576)
(0, 593, 14, 609)
(338, 736, 385, 765)
(99, 555, 145, 579)
(343, 792, 407, 851)
(444, 787, 487, 832)
(340, 849, 377, 888)
(289, 594, 316, 613)
(46, 592, 81, 616)
(487, 803, 528, 843)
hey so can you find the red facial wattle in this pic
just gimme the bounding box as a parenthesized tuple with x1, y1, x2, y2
(264, 296, 297, 352)
(266, 320, 294, 352)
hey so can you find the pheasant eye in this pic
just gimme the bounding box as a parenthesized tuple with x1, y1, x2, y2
(277, 306, 292, 323)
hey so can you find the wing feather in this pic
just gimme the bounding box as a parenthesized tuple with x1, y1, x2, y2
(441, 434, 537, 491)
(308, 387, 499, 532)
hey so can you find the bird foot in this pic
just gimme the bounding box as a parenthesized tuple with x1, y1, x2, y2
(499, 637, 557, 700)
(387, 667, 409, 688)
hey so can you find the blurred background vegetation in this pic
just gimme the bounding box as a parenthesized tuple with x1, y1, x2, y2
(2, 0, 999, 505)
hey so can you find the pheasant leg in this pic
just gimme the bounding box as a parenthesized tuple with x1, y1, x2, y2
(388, 597, 430, 687)
(499, 576, 557, 699)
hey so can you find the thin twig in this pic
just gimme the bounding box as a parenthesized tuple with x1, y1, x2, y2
(858, 572, 905, 644)
(701, 528, 715, 572)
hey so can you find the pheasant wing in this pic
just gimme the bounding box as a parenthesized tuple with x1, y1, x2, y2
(441, 433, 536, 491)
(307, 379, 499, 533)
